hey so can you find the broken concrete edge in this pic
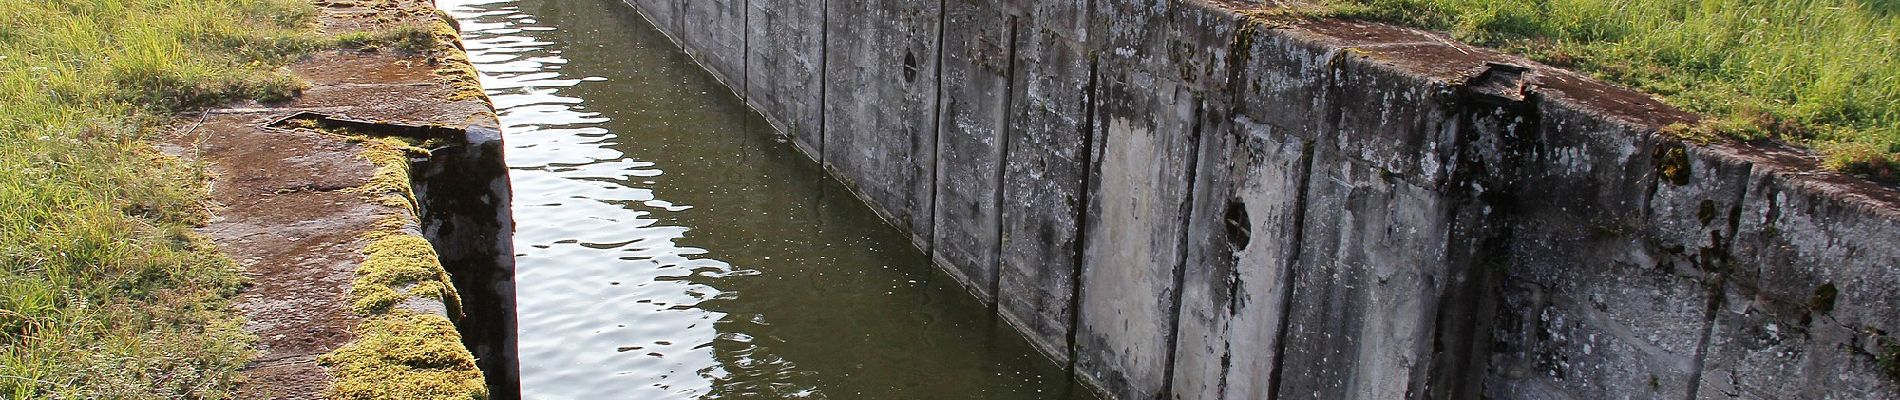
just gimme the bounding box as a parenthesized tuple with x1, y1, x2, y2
(1208, 2, 1900, 396)
(1267, 14, 1900, 212)
(1266, 5, 1900, 385)
(313, 7, 498, 400)
(1219, 3, 1900, 395)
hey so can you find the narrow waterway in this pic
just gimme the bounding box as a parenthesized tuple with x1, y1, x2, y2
(440, 0, 1095, 398)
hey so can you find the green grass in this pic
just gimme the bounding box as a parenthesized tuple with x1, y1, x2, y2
(0, 0, 319, 397)
(1317, 0, 1900, 180)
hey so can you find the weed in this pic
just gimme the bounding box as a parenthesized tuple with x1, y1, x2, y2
(333, 24, 441, 54)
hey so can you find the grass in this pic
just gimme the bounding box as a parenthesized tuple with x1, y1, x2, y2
(1315, 0, 1900, 180)
(0, 0, 319, 397)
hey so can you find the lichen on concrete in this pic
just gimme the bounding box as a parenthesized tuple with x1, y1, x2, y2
(290, 0, 494, 397)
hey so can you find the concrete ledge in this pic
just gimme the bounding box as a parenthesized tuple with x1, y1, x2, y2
(196, 0, 516, 398)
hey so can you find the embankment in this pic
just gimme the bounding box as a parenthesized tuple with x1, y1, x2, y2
(619, 0, 1900, 398)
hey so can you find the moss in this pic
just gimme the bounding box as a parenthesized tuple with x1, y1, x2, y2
(1656, 144, 1693, 186)
(347, 135, 428, 212)
(348, 235, 463, 316)
(319, 311, 487, 400)
(422, 16, 489, 103)
(322, 136, 484, 399)
(332, 24, 439, 54)
(1810, 283, 1839, 316)
(1877, 333, 1900, 383)
(322, 101, 481, 399)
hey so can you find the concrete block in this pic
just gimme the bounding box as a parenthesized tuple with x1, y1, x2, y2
(1026, 0, 1090, 42)
(682, 0, 747, 93)
(626, 0, 681, 38)
(821, 0, 943, 248)
(744, 0, 826, 157)
(1073, 71, 1199, 400)
(996, 25, 1093, 364)
(1168, 2, 1244, 97)
(1170, 116, 1309, 400)
(1329, 54, 1460, 189)
(1232, 27, 1337, 142)
(931, 0, 1017, 303)
(1696, 165, 1900, 399)
(1485, 222, 1713, 400)
(1092, 0, 1175, 75)
(1509, 85, 1660, 230)
(1273, 143, 1454, 400)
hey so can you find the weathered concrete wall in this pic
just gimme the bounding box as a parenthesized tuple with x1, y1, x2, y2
(742, 0, 825, 157)
(681, 0, 747, 93)
(621, 0, 1900, 399)
(931, 0, 1015, 303)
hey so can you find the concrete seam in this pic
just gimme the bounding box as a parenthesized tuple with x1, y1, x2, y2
(989, 14, 1021, 312)
(1684, 161, 1755, 400)
(1065, 49, 1102, 379)
(740, 0, 750, 100)
(1264, 137, 1317, 400)
(1686, 260, 1723, 400)
(926, 0, 948, 255)
(817, 0, 829, 167)
(1160, 96, 1209, 399)
(1267, 47, 1346, 400)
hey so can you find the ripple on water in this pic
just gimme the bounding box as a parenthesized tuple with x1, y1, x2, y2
(442, 2, 730, 398)
(443, 0, 1090, 399)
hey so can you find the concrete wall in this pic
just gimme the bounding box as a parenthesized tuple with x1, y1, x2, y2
(622, 0, 1900, 399)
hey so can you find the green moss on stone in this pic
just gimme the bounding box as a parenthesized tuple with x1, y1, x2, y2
(1656, 145, 1693, 186)
(322, 116, 482, 400)
(423, 16, 488, 103)
(348, 235, 463, 316)
(1878, 334, 1900, 382)
(319, 311, 488, 400)
(347, 135, 428, 212)
(1810, 283, 1839, 317)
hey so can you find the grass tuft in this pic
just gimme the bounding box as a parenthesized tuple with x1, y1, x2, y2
(333, 23, 442, 54)
(1317, 0, 1900, 178)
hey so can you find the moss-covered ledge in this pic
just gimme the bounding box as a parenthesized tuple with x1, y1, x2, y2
(312, 5, 496, 400)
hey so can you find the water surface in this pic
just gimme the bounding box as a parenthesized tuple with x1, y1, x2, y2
(440, 0, 1094, 398)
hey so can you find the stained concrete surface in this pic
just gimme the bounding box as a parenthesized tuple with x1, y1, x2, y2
(619, 0, 1900, 398)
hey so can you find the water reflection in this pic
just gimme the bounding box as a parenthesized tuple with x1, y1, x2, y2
(441, 0, 1091, 398)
